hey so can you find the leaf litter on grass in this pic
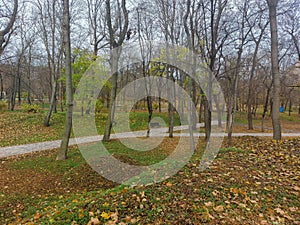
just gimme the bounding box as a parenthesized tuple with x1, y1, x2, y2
(0, 137, 299, 224)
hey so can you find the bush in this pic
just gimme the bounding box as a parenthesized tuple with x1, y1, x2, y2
(0, 101, 7, 112)
(21, 104, 41, 113)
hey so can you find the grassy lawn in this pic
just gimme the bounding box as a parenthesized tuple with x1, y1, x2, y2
(0, 109, 299, 224)
(0, 108, 299, 148)
(0, 111, 66, 147)
(0, 137, 299, 224)
(233, 110, 300, 133)
(0, 110, 180, 147)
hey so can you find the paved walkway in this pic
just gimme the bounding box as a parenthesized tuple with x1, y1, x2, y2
(1, 122, 299, 158)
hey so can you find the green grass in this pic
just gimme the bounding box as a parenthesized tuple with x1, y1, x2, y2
(8, 138, 178, 173)
(234, 110, 300, 125)
(0, 110, 181, 147)
(9, 146, 84, 174)
(279, 111, 300, 122)
(128, 111, 181, 131)
(104, 140, 172, 166)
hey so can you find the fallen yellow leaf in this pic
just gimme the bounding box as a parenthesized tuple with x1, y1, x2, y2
(101, 212, 111, 220)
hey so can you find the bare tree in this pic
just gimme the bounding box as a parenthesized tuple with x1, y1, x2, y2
(0, 0, 18, 55)
(226, 0, 252, 145)
(246, 8, 269, 130)
(35, 0, 63, 126)
(281, 7, 300, 61)
(103, 0, 129, 141)
(197, 0, 229, 141)
(86, 0, 107, 56)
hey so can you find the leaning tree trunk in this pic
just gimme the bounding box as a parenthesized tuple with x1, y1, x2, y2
(267, 0, 281, 140)
(57, 0, 73, 160)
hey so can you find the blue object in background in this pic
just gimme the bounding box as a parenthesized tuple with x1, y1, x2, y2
(279, 106, 284, 113)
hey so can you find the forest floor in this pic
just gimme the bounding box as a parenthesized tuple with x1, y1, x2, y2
(0, 110, 299, 224)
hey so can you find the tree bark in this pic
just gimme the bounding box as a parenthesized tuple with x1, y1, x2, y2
(267, 0, 281, 140)
(262, 84, 271, 132)
(0, 73, 3, 100)
(57, 0, 73, 160)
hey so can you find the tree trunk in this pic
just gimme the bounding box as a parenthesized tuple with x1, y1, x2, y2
(103, 72, 118, 141)
(167, 67, 175, 138)
(57, 0, 73, 160)
(267, 0, 281, 140)
(214, 94, 222, 128)
(17, 75, 21, 106)
(143, 64, 153, 138)
(199, 90, 204, 123)
(146, 96, 153, 137)
(247, 40, 261, 130)
(192, 80, 197, 129)
(103, 0, 128, 141)
(187, 77, 195, 150)
(0, 73, 3, 100)
(262, 86, 271, 132)
(27, 46, 32, 104)
(11, 72, 17, 111)
(44, 81, 58, 126)
(288, 99, 292, 116)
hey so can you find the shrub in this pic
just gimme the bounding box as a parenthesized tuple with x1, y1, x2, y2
(21, 104, 41, 113)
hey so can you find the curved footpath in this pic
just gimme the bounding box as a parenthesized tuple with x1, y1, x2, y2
(1, 122, 299, 158)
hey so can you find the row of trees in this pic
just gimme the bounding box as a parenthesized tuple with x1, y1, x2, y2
(1, 0, 300, 159)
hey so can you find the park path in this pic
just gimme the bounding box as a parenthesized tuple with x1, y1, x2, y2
(1, 122, 300, 158)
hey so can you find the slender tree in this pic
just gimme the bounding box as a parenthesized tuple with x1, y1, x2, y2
(103, 0, 129, 141)
(246, 14, 269, 130)
(226, 0, 252, 145)
(267, 0, 281, 140)
(35, 0, 63, 126)
(57, 0, 73, 160)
